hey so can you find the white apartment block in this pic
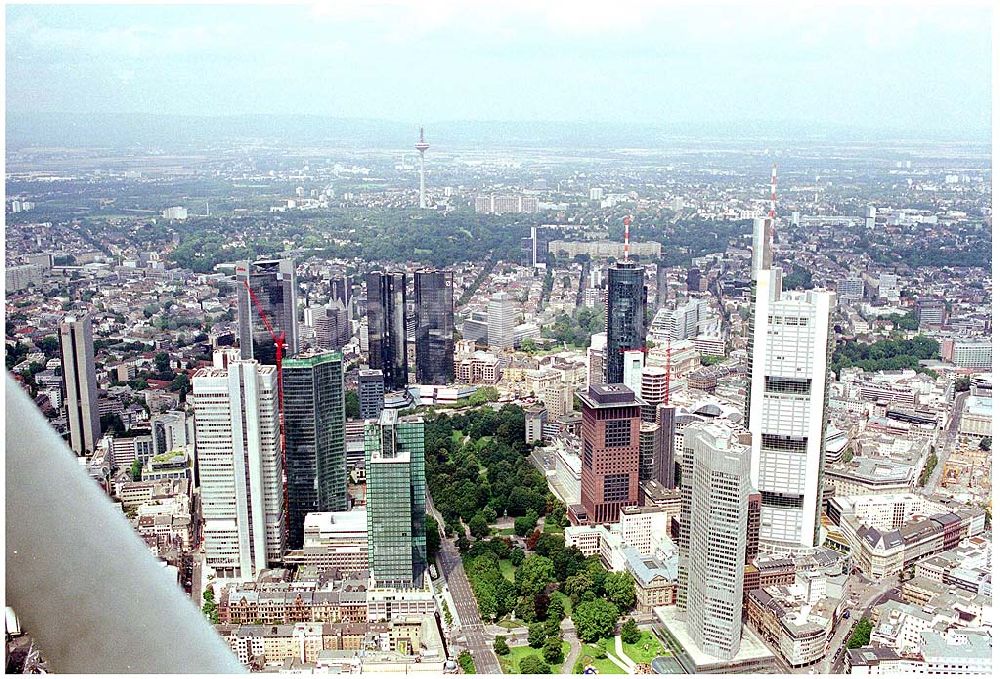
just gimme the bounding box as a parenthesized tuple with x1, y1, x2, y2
(748, 217, 833, 550)
(193, 355, 284, 580)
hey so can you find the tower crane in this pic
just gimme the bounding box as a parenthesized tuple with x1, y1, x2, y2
(243, 280, 289, 538)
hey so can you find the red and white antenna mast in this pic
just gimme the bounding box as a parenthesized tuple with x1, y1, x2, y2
(623, 214, 632, 262)
(769, 163, 778, 245)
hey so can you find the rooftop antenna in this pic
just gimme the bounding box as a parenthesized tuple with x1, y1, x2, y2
(769, 163, 778, 247)
(623, 214, 632, 262)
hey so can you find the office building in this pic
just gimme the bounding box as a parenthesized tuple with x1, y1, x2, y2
(606, 261, 647, 383)
(282, 350, 348, 551)
(330, 273, 352, 318)
(150, 410, 190, 458)
(575, 384, 643, 525)
(878, 273, 900, 302)
(366, 272, 408, 390)
(312, 301, 350, 351)
(59, 314, 101, 455)
(193, 356, 284, 579)
(655, 403, 677, 489)
(413, 269, 455, 385)
(487, 291, 515, 349)
(283, 509, 369, 574)
(236, 259, 299, 365)
(640, 367, 668, 423)
(358, 369, 386, 421)
(678, 423, 755, 661)
(521, 226, 538, 268)
(623, 349, 645, 395)
(365, 410, 426, 588)
(746, 216, 834, 550)
(915, 298, 946, 328)
(836, 277, 865, 303)
(587, 333, 607, 387)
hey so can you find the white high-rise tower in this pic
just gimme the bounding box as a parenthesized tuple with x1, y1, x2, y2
(415, 127, 430, 209)
(193, 352, 285, 579)
(746, 167, 834, 551)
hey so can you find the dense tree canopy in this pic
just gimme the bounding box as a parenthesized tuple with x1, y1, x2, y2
(832, 335, 939, 377)
(572, 599, 620, 642)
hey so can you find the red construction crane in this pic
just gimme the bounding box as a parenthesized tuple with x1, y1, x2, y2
(664, 334, 671, 406)
(243, 280, 289, 538)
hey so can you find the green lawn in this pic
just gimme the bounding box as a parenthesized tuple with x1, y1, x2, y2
(577, 642, 626, 675)
(499, 559, 516, 582)
(622, 631, 666, 664)
(499, 641, 570, 674)
(494, 527, 515, 536)
(495, 617, 525, 630)
(543, 522, 565, 535)
(551, 591, 572, 617)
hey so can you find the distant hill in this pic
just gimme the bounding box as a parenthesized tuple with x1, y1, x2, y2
(5, 112, 989, 150)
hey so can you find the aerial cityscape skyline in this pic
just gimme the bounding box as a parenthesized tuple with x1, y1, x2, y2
(4, 2, 993, 676)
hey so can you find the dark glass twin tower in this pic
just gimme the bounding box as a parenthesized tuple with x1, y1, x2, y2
(366, 269, 454, 390)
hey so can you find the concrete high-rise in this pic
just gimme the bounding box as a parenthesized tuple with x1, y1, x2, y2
(746, 215, 834, 550)
(312, 300, 350, 352)
(606, 261, 647, 383)
(576, 384, 643, 525)
(237, 258, 299, 365)
(59, 314, 101, 455)
(655, 403, 677, 488)
(281, 350, 347, 550)
(358, 369, 386, 421)
(366, 272, 408, 391)
(487, 291, 515, 350)
(365, 410, 426, 588)
(521, 226, 538, 268)
(586, 333, 607, 388)
(640, 366, 668, 423)
(677, 423, 754, 661)
(414, 269, 455, 385)
(192, 355, 284, 579)
(415, 127, 430, 209)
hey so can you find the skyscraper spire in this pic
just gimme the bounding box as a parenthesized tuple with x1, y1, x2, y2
(623, 214, 632, 262)
(769, 163, 778, 245)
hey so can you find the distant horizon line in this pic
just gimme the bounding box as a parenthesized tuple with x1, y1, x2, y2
(8, 110, 992, 131)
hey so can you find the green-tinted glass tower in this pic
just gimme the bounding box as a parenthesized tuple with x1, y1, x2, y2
(281, 350, 347, 550)
(365, 410, 426, 588)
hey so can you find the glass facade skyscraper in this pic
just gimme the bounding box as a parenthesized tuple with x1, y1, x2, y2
(281, 350, 348, 550)
(364, 410, 426, 588)
(605, 260, 647, 384)
(414, 269, 455, 385)
(366, 271, 408, 391)
(237, 258, 299, 366)
(358, 368, 386, 421)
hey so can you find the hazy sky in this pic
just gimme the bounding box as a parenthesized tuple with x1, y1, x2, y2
(5, 1, 992, 135)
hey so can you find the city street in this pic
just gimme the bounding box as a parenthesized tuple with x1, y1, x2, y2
(427, 495, 502, 674)
(922, 390, 968, 496)
(817, 578, 899, 673)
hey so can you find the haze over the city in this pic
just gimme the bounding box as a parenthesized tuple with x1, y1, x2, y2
(6, 1, 993, 145)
